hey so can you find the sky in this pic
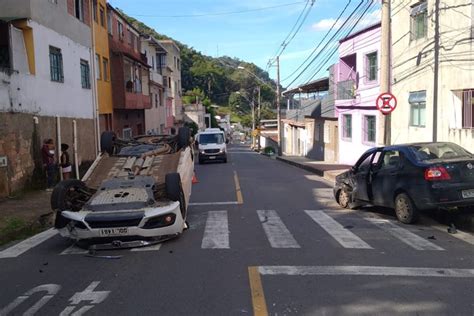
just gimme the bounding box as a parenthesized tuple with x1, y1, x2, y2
(108, 0, 381, 89)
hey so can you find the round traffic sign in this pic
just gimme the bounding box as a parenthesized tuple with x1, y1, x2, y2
(376, 93, 397, 115)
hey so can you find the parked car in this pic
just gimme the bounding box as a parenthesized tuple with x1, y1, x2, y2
(195, 128, 228, 164)
(334, 142, 474, 224)
(51, 128, 194, 250)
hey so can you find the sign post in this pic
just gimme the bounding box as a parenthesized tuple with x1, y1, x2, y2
(376, 92, 397, 115)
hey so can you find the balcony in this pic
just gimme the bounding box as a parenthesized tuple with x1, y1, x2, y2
(150, 72, 163, 86)
(124, 92, 151, 110)
(336, 80, 356, 100)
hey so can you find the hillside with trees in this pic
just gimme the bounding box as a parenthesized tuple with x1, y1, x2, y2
(121, 11, 278, 127)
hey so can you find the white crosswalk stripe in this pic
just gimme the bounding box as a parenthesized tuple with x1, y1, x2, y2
(366, 217, 445, 251)
(257, 210, 300, 248)
(0, 228, 58, 259)
(305, 210, 373, 249)
(201, 210, 230, 249)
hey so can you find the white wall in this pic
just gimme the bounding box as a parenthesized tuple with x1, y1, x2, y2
(338, 109, 378, 165)
(0, 21, 94, 119)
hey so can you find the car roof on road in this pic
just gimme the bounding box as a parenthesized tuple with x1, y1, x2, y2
(376, 142, 457, 151)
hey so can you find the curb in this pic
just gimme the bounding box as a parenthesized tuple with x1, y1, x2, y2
(276, 156, 335, 183)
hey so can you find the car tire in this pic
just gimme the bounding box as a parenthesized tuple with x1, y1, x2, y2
(100, 131, 116, 155)
(394, 193, 419, 224)
(178, 127, 191, 149)
(165, 173, 187, 218)
(51, 179, 86, 229)
(337, 189, 350, 209)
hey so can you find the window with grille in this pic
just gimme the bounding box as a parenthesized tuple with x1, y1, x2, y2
(343, 114, 352, 139)
(365, 52, 378, 82)
(410, 1, 427, 40)
(409, 90, 426, 127)
(80, 59, 90, 89)
(92, 0, 98, 22)
(462, 89, 474, 128)
(364, 115, 376, 143)
(75, 0, 84, 21)
(100, 5, 105, 27)
(49, 46, 63, 82)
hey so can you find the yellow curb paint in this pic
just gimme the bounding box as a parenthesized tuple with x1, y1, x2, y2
(234, 171, 244, 204)
(248, 266, 268, 316)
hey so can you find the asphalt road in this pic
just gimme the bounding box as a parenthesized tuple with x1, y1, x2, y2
(1, 144, 474, 316)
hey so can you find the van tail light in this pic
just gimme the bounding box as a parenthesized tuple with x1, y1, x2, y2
(424, 166, 451, 181)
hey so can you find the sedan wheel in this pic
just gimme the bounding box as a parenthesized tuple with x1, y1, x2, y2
(395, 193, 419, 224)
(338, 189, 350, 209)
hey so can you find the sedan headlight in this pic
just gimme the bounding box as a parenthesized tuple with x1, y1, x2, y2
(200, 150, 206, 154)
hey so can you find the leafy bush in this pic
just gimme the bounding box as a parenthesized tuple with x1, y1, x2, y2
(263, 146, 275, 155)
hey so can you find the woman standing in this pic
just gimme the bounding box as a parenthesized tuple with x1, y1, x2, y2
(60, 143, 72, 180)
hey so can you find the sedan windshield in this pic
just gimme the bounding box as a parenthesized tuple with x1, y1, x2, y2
(199, 133, 224, 145)
(409, 143, 472, 161)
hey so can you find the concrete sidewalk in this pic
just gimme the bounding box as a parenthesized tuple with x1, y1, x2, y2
(276, 156, 350, 183)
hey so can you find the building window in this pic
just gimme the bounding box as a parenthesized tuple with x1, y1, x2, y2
(343, 114, 352, 139)
(155, 93, 158, 108)
(159, 54, 166, 68)
(102, 57, 109, 81)
(128, 30, 134, 47)
(364, 115, 376, 143)
(168, 77, 171, 89)
(95, 54, 101, 79)
(366, 52, 378, 82)
(99, 5, 106, 27)
(177, 58, 180, 70)
(80, 59, 91, 89)
(49, 46, 64, 82)
(409, 90, 426, 127)
(92, 0, 98, 22)
(118, 21, 124, 40)
(462, 89, 474, 128)
(75, 0, 84, 22)
(107, 11, 113, 34)
(410, 1, 427, 40)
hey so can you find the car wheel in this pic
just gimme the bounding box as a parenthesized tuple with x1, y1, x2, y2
(394, 193, 419, 224)
(100, 131, 116, 155)
(178, 127, 191, 149)
(337, 189, 350, 209)
(51, 179, 87, 228)
(165, 173, 187, 218)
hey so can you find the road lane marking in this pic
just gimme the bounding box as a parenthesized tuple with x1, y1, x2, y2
(0, 228, 58, 259)
(130, 243, 162, 252)
(366, 217, 445, 251)
(257, 210, 300, 248)
(248, 266, 269, 316)
(258, 265, 474, 278)
(305, 211, 373, 249)
(201, 211, 230, 249)
(234, 171, 244, 204)
(0, 284, 61, 316)
(189, 201, 239, 206)
(422, 218, 474, 246)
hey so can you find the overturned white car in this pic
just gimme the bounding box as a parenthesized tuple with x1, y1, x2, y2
(51, 128, 194, 249)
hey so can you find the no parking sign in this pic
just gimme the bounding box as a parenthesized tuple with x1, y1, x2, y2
(376, 93, 397, 115)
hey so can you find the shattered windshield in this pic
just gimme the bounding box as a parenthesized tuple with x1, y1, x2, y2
(409, 143, 472, 161)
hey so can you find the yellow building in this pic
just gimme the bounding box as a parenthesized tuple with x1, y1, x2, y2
(91, 0, 113, 131)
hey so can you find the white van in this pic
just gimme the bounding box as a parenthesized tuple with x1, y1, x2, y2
(196, 128, 228, 164)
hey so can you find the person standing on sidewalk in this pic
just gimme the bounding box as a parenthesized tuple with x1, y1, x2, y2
(41, 139, 56, 191)
(60, 143, 72, 180)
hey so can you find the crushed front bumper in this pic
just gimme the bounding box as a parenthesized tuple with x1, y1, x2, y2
(57, 201, 185, 241)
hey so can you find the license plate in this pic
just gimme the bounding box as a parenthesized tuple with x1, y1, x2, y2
(209, 156, 216, 160)
(461, 189, 474, 199)
(99, 227, 129, 237)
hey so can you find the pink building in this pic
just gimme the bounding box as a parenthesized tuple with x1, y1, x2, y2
(334, 23, 381, 165)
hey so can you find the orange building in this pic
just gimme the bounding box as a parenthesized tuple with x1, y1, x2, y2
(91, 0, 113, 131)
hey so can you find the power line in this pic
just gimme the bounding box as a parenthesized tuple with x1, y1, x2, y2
(128, 1, 307, 18)
(281, 0, 352, 83)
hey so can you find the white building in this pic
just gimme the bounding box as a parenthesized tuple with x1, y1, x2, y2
(141, 35, 167, 134)
(391, 0, 474, 151)
(184, 103, 206, 131)
(0, 0, 96, 197)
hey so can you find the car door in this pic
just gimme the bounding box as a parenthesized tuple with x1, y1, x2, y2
(370, 149, 403, 206)
(353, 151, 379, 202)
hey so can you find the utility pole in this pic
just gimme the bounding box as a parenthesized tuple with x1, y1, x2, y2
(433, 0, 440, 142)
(276, 56, 282, 155)
(381, 0, 391, 145)
(257, 86, 261, 151)
(252, 95, 256, 149)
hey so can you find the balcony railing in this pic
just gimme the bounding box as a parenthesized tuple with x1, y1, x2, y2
(124, 92, 152, 110)
(336, 80, 356, 100)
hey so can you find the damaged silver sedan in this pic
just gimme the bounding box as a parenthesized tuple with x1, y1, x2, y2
(51, 128, 194, 250)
